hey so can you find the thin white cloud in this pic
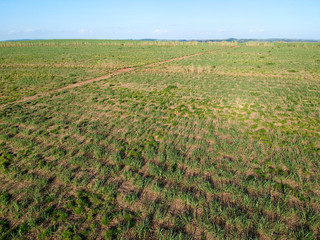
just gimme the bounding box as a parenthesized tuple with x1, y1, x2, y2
(217, 29, 227, 33)
(79, 29, 92, 34)
(8, 30, 20, 34)
(154, 29, 168, 34)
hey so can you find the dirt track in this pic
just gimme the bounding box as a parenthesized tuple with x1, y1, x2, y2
(0, 47, 238, 109)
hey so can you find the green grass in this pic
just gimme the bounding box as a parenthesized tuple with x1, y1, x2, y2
(0, 40, 225, 104)
(0, 40, 319, 239)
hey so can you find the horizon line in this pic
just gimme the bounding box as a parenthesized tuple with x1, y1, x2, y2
(1, 38, 320, 43)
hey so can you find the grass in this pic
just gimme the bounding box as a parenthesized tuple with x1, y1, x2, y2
(0, 40, 319, 239)
(0, 40, 227, 104)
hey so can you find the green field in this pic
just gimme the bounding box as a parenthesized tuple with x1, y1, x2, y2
(0, 40, 319, 239)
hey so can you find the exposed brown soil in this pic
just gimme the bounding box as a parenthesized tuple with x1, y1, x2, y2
(0, 46, 238, 110)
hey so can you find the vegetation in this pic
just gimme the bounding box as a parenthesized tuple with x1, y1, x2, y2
(0, 40, 319, 239)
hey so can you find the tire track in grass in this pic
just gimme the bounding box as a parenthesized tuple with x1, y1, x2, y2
(0, 46, 239, 109)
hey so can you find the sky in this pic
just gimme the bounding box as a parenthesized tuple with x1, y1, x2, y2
(0, 0, 320, 41)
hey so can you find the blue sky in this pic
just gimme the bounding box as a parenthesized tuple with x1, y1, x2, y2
(1, 0, 320, 40)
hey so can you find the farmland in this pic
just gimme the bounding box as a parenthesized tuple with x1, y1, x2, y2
(0, 40, 319, 239)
